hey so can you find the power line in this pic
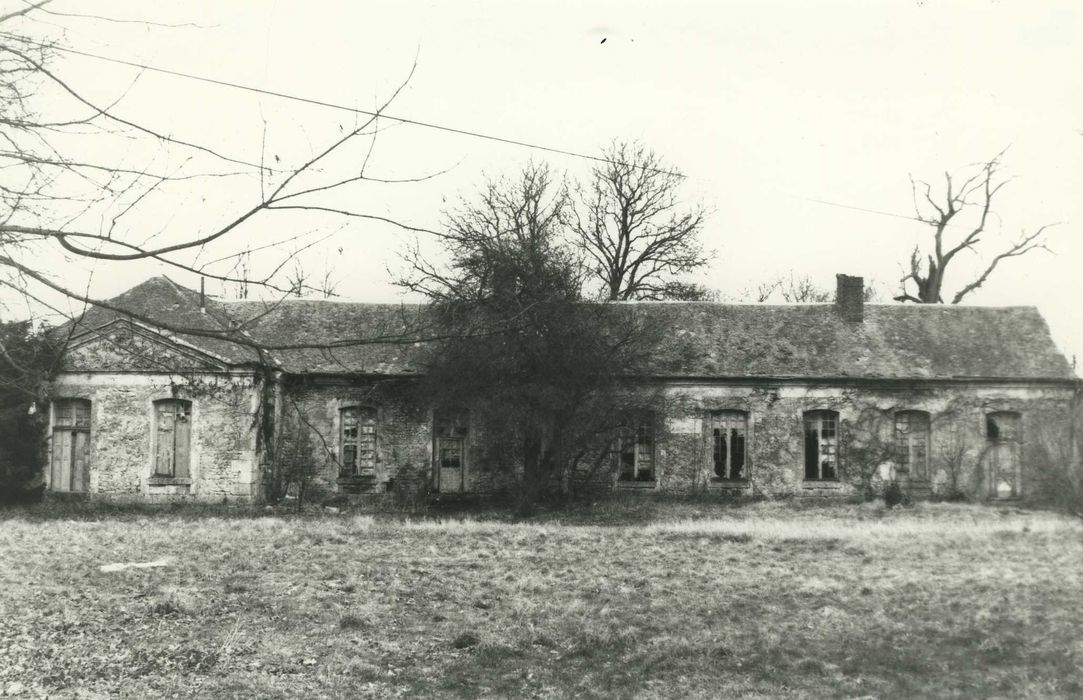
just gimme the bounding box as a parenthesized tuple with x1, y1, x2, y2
(797, 196, 926, 223)
(2, 33, 683, 177)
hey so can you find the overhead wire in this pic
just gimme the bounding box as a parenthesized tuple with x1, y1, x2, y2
(0, 32, 683, 177)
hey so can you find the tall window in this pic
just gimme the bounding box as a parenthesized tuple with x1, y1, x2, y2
(154, 399, 192, 478)
(51, 399, 91, 492)
(618, 416, 655, 482)
(986, 411, 1022, 499)
(894, 411, 931, 479)
(434, 410, 468, 470)
(340, 406, 376, 477)
(434, 409, 469, 493)
(804, 410, 839, 481)
(710, 410, 748, 481)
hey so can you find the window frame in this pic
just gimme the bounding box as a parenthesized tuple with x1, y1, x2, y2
(339, 405, 377, 478)
(152, 398, 192, 480)
(433, 408, 469, 471)
(50, 398, 92, 493)
(617, 413, 656, 484)
(803, 410, 840, 482)
(894, 410, 931, 480)
(709, 410, 749, 482)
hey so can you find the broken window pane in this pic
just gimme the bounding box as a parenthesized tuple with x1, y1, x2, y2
(434, 409, 470, 478)
(340, 406, 377, 477)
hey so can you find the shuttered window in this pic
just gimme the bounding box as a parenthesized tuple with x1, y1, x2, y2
(154, 400, 192, 478)
(51, 399, 91, 492)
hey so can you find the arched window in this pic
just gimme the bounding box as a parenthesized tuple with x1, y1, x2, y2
(51, 399, 91, 492)
(709, 410, 748, 481)
(803, 410, 839, 481)
(894, 411, 931, 479)
(154, 399, 192, 478)
(340, 406, 377, 477)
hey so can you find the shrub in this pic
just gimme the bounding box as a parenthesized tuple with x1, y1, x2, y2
(884, 481, 910, 508)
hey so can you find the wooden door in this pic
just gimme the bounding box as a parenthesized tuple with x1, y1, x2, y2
(51, 428, 89, 492)
(437, 436, 465, 493)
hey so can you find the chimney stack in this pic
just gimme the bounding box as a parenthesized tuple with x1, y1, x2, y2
(835, 274, 864, 322)
(200, 277, 206, 314)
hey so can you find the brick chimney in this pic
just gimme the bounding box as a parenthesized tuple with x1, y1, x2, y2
(835, 274, 864, 322)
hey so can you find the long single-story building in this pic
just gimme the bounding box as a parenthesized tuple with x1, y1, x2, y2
(46, 274, 1079, 502)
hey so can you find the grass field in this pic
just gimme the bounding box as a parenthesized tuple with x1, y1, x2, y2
(1, 500, 1082, 699)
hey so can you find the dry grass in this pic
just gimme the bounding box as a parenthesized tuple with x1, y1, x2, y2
(1, 502, 1081, 698)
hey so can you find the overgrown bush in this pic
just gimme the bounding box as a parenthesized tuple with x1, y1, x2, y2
(0, 320, 60, 504)
(263, 406, 323, 509)
(883, 481, 911, 508)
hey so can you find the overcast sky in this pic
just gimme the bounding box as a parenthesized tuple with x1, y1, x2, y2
(8, 1, 1083, 365)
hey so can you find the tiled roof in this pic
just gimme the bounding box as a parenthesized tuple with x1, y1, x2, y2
(63, 276, 1076, 381)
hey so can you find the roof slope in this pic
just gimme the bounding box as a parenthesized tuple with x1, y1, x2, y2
(58, 276, 258, 364)
(637, 302, 1074, 380)
(62, 277, 1076, 381)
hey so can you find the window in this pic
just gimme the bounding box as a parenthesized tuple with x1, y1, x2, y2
(154, 399, 192, 478)
(434, 409, 469, 492)
(894, 411, 931, 479)
(340, 406, 376, 477)
(618, 416, 655, 482)
(51, 399, 91, 492)
(986, 411, 1022, 499)
(986, 412, 1021, 442)
(804, 410, 839, 481)
(710, 410, 748, 481)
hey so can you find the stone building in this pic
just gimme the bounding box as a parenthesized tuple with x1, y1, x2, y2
(47, 275, 1079, 502)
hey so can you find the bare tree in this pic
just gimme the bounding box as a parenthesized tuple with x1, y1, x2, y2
(895, 151, 1054, 304)
(397, 163, 664, 504)
(0, 6, 437, 345)
(571, 140, 710, 301)
(739, 272, 879, 303)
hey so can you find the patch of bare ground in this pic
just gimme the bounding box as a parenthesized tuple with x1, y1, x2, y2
(0, 502, 1081, 698)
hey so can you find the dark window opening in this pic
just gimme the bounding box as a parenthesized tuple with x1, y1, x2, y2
(617, 417, 655, 482)
(710, 411, 748, 481)
(986, 412, 1020, 443)
(804, 410, 839, 481)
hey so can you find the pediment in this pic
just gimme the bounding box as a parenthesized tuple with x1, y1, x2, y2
(62, 320, 230, 372)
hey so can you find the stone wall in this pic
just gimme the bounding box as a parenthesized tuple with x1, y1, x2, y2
(650, 380, 1077, 500)
(51, 370, 1077, 504)
(281, 377, 519, 497)
(49, 372, 261, 502)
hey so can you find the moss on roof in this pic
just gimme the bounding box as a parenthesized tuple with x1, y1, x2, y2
(64, 277, 1076, 380)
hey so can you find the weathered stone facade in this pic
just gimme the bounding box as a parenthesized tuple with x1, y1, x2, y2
(49, 372, 261, 502)
(652, 380, 1075, 499)
(46, 275, 1080, 504)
